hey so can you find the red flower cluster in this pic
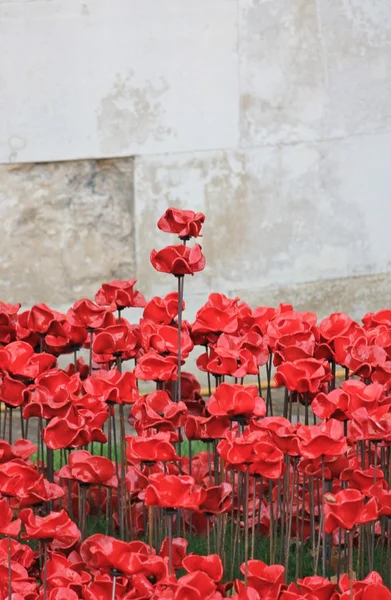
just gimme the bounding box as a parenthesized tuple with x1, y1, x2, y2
(0, 207, 390, 597)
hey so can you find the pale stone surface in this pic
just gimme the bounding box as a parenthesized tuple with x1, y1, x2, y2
(1, 0, 391, 322)
(0, 158, 135, 305)
(239, 0, 328, 146)
(135, 130, 391, 298)
(0, 0, 238, 163)
(239, 0, 391, 145)
(230, 272, 391, 323)
(318, 0, 391, 137)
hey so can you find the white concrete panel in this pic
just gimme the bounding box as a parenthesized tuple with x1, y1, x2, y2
(239, 0, 328, 146)
(318, 0, 391, 137)
(0, 0, 239, 163)
(135, 131, 391, 298)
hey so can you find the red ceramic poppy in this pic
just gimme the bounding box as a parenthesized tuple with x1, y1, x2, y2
(248, 303, 292, 337)
(130, 390, 188, 433)
(218, 431, 267, 467)
(0, 459, 64, 506)
(140, 319, 194, 358)
(43, 405, 91, 450)
(288, 575, 337, 600)
(134, 350, 178, 381)
(126, 432, 180, 463)
(45, 588, 80, 600)
(0, 340, 56, 379)
(273, 331, 316, 365)
(157, 207, 205, 238)
(185, 414, 230, 441)
(16, 310, 40, 347)
(92, 322, 138, 357)
(0, 439, 36, 463)
(175, 570, 217, 599)
(66, 299, 115, 330)
(65, 357, 89, 380)
(182, 554, 223, 583)
(340, 463, 384, 495)
(38, 367, 81, 396)
(0, 537, 35, 569)
(0, 561, 38, 599)
(150, 244, 206, 276)
(232, 581, 261, 599)
(83, 369, 138, 405)
(74, 395, 109, 444)
(197, 345, 258, 379)
(20, 509, 81, 548)
(83, 574, 129, 600)
(143, 292, 184, 325)
(250, 441, 285, 480)
(58, 450, 118, 487)
(266, 311, 317, 352)
(166, 371, 202, 406)
(317, 313, 358, 360)
(349, 406, 391, 441)
(343, 335, 387, 379)
(217, 342, 258, 376)
(199, 483, 232, 515)
(299, 454, 349, 480)
(0, 373, 30, 408)
(343, 380, 387, 413)
(145, 473, 206, 510)
(297, 419, 347, 459)
(181, 451, 210, 485)
(126, 465, 149, 497)
(207, 383, 265, 420)
(363, 309, 391, 329)
(324, 488, 378, 532)
(215, 332, 269, 367)
(45, 320, 88, 355)
(297, 419, 347, 458)
(312, 388, 350, 421)
(255, 417, 300, 456)
(159, 537, 188, 570)
(191, 293, 244, 337)
(0, 497, 21, 536)
(274, 358, 332, 394)
(338, 571, 387, 599)
(95, 279, 146, 309)
(239, 560, 285, 599)
(370, 484, 391, 517)
(44, 552, 91, 597)
(80, 533, 145, 571)
(117, 547, 169, 580)
(0, 301, 19, 345)
(368, 326, 391, 358)
(23, 388, 70, 422)
(26, 303, 65, 335)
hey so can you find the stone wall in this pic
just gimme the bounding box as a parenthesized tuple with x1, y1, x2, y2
(1, 0, 391, 320)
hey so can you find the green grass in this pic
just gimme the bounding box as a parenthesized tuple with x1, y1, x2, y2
(30, 444, 386, 583)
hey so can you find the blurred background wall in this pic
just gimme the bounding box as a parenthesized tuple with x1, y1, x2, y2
(1, 0, 391, 320)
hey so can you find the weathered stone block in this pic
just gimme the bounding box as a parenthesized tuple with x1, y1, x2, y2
(0, 158, 135, 306)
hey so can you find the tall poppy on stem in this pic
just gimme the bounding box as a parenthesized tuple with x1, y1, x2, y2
(152, 208, 206, 545)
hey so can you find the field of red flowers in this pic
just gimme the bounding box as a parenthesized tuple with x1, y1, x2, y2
(0, 207, 391, 599)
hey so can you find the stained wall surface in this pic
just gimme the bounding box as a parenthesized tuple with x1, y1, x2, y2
(1, 0, 391, 320)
